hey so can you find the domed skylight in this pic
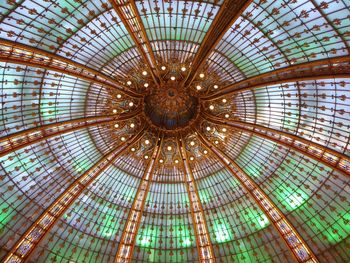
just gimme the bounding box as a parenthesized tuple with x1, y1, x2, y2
(0, 0, 350, 262)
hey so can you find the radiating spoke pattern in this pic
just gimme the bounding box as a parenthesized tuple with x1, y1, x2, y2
(0, 39, 142, 97)
(203, 113, 350, 178)
(0, 0, 349, 262)
(108, 0, 161, 85)
(183, 0, 252, 86)
(0, 109, 141, 158)
(178, 137, 215, 262)
(201, 56, 350, 100)
(196, 130, 319, 263)
(3, 127, 146, 262)
(115, 134, 162, 262)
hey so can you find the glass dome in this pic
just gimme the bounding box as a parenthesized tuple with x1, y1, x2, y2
(0, 0, 349, 262)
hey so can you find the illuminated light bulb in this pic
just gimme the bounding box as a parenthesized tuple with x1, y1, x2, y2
(189, 156, 194, 161)
(130, 123, 135, 128)
(159, 159, 164, 163)
(225, 114, 230, 118)
(142, 71, 147, 76)
(181, 66, 186, 72)
(214, 140, 219, 144)
(214, 85, 219, 89)
(144, 83, 149, 88)
(222, 98, 227, 103)
(167, 146, 172, 151)
(206, 126, 211, 131)
(199, 73, 205, 78)
(145, 139, 150, 145)
(161, 66, 166, 70)
(129, 102, 134, 107)
(175, 159, 179, 164)
(209, 105, 214, 110)
(203, 150, 208, 154)
(121, 137, 126, 141)
(144, 155, 149, 159)
(196, 85, 202, 91)
(190, 141, 195, 146)
(113, 109, 117, 113)
(117, 94, 122, 99)
(127, 81, 132, 85)
(114, 123, 119, 128)
(222, 127, 227, 132)
(131, 147, 136, 152)
(170, 76, 176, 81)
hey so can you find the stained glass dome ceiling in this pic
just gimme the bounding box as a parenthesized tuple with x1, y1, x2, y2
(0, 0, 350, 262)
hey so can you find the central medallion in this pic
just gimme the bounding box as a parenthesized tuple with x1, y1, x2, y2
(144, 81, 199, 130)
